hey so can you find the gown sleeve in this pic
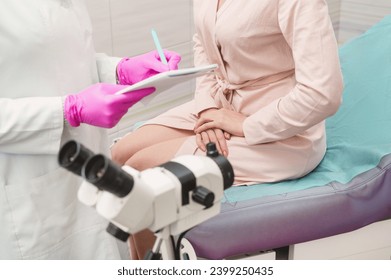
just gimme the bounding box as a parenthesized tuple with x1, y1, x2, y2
(193, 32, 219, 115)
(95, 53, 122, 84)
(242, 0, 344, 145)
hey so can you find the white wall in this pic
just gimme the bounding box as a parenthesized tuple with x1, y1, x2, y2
(324, 0, 391, 44)
(326, 0, 342, 38)
(338, 0, 391, 44)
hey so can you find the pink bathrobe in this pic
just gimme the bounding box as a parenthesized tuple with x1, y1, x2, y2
(145, 0, 343, 185)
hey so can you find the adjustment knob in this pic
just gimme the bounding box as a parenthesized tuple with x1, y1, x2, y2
(106, 222, 130, 242)
(192, 186, 215, 208)
(206, 142, 219, 157)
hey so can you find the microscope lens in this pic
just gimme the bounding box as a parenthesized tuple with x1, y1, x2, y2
(58, 140, 94, 176)
(82, 154, 134, 198)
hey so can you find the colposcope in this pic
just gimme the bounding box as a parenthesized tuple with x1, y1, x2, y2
(58, 140, 234, 260)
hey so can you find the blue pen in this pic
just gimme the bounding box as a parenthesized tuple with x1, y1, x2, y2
(151, 29, 168, 65)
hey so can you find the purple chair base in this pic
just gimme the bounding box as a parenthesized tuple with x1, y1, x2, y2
(185, 154, 391, 260)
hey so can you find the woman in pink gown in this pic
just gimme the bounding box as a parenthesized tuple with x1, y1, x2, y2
(111, 0, 344, 259)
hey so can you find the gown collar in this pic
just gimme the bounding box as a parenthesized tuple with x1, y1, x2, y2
(205, 0, 228, 80)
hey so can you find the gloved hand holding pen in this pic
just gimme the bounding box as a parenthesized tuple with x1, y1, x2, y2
(116, 50, 182, 85)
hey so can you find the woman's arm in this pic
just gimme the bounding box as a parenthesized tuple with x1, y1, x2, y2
(192, 32, 219, 115)
(242, 0, 344, 145)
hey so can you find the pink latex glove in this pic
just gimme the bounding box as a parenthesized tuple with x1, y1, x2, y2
(116, 50, 181, 85)
(64, 83, 155, 128)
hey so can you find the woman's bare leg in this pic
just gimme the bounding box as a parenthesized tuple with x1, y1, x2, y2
(124, 136, 191, 170)
(128, 234, 138, 259)
(131, 229, 156, 260)
(111, 124, 193, 165)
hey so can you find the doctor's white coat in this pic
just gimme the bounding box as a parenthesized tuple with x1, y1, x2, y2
(0, 0, 125, 259)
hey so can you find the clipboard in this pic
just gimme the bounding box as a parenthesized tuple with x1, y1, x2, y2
(115, 64, 218, 103)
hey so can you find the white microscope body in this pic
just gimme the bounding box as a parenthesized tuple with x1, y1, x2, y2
(58, 140, 234, 259)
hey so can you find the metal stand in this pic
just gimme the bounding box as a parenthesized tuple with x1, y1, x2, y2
(144, 227, 177, 260)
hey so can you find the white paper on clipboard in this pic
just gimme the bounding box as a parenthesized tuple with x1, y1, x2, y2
(115, 64, 218, 103)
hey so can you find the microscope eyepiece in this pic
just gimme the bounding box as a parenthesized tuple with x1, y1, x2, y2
(58, 140, 94, 176)
(82, 154, 134, 198)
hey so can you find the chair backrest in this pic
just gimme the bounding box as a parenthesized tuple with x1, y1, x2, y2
(322, 14, 391, 175)
(327, 15, 391, 147)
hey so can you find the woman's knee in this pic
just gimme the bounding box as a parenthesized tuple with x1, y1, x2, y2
(111, 125, 191, 165)
(124, 150, 157, 171)
(124, 137, 189, 171)
(111, 127, 154, 164)
(111, 141, 136, 165)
